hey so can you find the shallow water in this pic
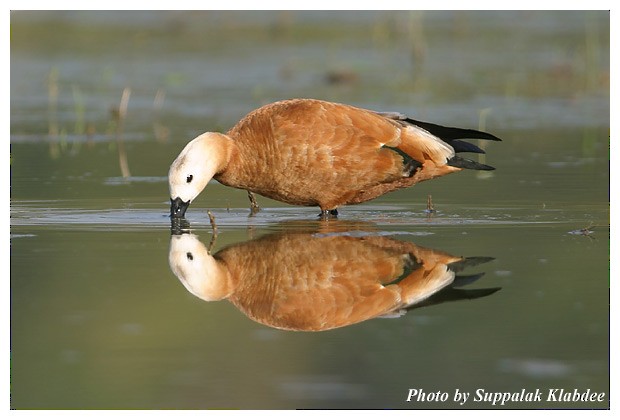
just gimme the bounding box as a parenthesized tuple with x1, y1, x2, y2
(10, 11, 609, 409)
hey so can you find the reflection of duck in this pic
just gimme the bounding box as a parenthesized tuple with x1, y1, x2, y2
(168, 230, 499, 332)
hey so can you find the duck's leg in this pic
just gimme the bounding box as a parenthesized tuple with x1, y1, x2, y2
(318, 208, 339, 219)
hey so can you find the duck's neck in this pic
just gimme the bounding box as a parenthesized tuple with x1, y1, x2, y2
(199, 132, 235, 177)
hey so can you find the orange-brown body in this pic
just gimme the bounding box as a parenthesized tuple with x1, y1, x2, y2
(218, 99, 453, 210)
(168, 99, 500, 217)
(221, 234, 459, 331)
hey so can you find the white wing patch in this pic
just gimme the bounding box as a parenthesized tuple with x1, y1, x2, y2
(405, 125, 455, 164)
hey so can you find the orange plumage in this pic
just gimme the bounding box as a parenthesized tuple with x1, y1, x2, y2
(169, 99, 500, 217)
(168, 229, 499, 331)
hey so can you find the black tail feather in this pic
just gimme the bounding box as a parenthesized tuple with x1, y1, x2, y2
(406, 118, 502, 142)
(447, 156, 495, 171)
(452, 273, 486, 287)
(404, 287, 501, 311)
(447, 256, 495, 272)
(405, 118, 500, 171)
(449, 139, 486, 154)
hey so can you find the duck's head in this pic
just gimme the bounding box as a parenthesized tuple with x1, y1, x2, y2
(168, 132, 232, 218)
(168, 233, 233, 301)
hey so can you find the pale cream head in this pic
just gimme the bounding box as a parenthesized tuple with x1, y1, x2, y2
(168, 233, 233, 301)
(168, 132, 232, 204)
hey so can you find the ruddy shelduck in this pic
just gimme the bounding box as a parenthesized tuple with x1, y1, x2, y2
(168, 230, 499, 331)
(169, 99, 501, 218)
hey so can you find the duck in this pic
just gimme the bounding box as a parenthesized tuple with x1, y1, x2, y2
(168, 229, 499, 331)
(169, 98, 501, 218)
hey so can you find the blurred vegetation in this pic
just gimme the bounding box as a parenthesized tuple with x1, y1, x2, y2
(12, 11, 609, 137)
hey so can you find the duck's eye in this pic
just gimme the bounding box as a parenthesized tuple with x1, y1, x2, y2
(186, 175, 193, 183)
(186, 252, 193, 261)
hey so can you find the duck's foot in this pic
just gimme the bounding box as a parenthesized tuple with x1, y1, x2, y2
(318, 209, 339, 219)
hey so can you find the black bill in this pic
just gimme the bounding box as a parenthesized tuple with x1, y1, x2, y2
(170, 197, 190, 218)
